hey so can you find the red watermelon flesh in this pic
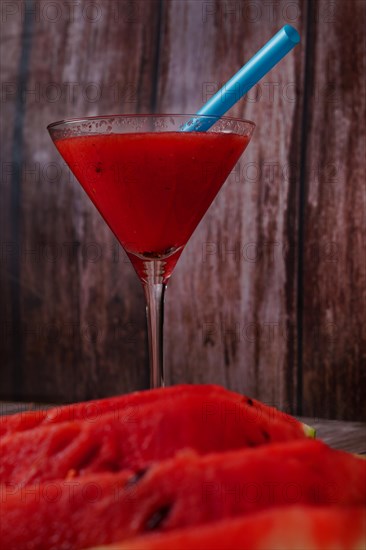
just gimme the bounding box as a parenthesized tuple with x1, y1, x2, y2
(0, 384, 230, 438)
(0, 391, 307, 485)
(0, 384, 298, 439)
(89, 506, 366, 550)
(1, 440, 365, 550)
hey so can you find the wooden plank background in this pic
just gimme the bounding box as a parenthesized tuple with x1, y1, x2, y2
(0, 0, 365, 420)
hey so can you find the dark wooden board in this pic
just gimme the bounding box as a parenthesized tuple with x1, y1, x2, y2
(0, 0, 24, 407)
(300, 0, 366, 420)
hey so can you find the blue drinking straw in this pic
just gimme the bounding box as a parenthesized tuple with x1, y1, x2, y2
(182, 25, 300, 132)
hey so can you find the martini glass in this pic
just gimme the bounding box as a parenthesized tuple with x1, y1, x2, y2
(48, 115, 255, 388)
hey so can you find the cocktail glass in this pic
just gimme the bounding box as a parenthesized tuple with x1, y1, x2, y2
(48, 115, 255, 388)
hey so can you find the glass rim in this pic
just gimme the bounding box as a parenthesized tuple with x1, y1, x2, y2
(47, 113, 256, 131)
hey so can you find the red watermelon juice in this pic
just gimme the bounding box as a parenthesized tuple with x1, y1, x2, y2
(55, 132, 249, 281)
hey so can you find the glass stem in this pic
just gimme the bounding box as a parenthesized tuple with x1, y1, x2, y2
(143, 271, 166, 388)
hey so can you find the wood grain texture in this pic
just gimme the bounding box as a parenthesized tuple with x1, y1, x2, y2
(0, 0, 365, 420)
(301, 0, 366, 420)
(0, 2, 24, 398)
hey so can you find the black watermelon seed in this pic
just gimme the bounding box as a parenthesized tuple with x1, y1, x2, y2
(262, 430, 270, 441)
(126, 468, 148, 487)
(247, 398, 254, 406)
(144, 505, 171, 531)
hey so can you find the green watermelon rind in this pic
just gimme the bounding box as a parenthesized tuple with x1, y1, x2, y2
(302, 422, 316, 439)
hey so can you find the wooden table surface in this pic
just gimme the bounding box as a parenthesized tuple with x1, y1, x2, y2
(1, 402, 365, 455)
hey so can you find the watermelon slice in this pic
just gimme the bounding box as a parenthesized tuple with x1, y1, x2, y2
(0, 384, 307, 438)
(88, 506, 366, 550)
(1, 440, 365, 549)
(0, 385, 227, 438)
(0, 391, 309, 485)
